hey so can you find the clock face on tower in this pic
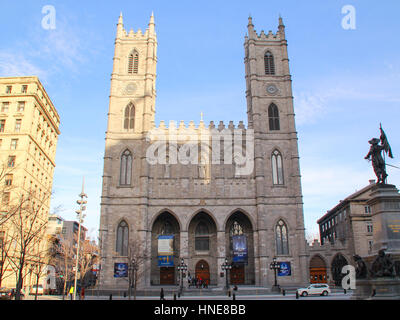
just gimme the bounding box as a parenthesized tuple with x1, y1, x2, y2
(266, 84, 278, 95)
(124, 82, 137, 95)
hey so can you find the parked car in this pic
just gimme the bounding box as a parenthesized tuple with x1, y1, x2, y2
(0, 287, 13, 300)
(297, 283, 331, 297)
(30, 284, 44, 295)
(10, 288, 25, 299)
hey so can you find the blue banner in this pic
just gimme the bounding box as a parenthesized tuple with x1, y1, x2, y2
(232, 235, 248, 264)
(158, 255, 174, 267)
(114, 263, 128, 278)
(278, 262, 291, 276)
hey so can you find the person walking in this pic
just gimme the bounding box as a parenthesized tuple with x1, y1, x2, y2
(160, 288, 165, 300)
(81, 287, 85, 300)
(69, 286, 74, 300)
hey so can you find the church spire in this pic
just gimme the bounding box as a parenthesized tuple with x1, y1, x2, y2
(117, 12, 124, 38)
(148, 11, 155, 35)
(278, 15, 285, 39)
(247, 15, 255, 39)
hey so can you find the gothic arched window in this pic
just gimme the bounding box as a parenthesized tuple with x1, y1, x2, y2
(116, 220, 129, 256)
(275, 220, 289, 255)
(124, 103, 135, 130)
(268, 103, 280, 131)
(271, 149, 284, 185)
(195, 221, 209, 251)
(120, 149, 132, 186)
(128, 51, 139, 74)
(264, 51, 275, 75)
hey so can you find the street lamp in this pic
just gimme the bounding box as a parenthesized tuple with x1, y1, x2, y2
(269, 257, 280, 292)
(221, 258, 232, 290)
(128, 258, 138, 300)
(73, 178, 87, 301)
(177, 258, 187, 295)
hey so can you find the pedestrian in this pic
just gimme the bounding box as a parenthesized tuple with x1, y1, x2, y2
(188, 273, 192, 288)
(69, 286, 74, 300)
(81, 287, 85, 300)
(160, 288, 165, 300)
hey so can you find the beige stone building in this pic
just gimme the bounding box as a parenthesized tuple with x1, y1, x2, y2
(307, 180, 377, 286)
(98, 14, 308, 291)
(0, 76, 60, 289)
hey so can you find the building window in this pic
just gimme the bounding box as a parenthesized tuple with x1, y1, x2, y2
(276, 220, 289, 255)
(5, 86, 12, 94)
(268, 103, 280, 131)
(0, 120, 5, 132)
(128, 51, 139, 74)
(2, 192, 10, 205)
(1, 102, 9, 113)
(367, 223, 373, 233)
(17, 101, 25, 112)
(7, 156, 16, 167)
(15, 119, 21, 132)
(21, 85, 28, 93)
(364, 206, 371, 214)
(271, 149, 284, 185)
(124, 103, 135, 130)
(195, 222, 209, 251)
(116, 220, 129, 256)
(264, 51, 275, 75)
(10, 139, 18, 150)
(120, 149, 132, 186)
(5, 174, 13, 186)
(368, 240, 373, 252)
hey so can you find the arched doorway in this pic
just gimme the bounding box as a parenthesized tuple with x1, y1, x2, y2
(195, 260, 210, 286)
(309, 255, 327, 283)
(188, 211, 217, 285)
(331, 254, 348, 286)
(151, 211, 180, 285)
(230, 264, 245, 284)
(225, 211, 255, 285)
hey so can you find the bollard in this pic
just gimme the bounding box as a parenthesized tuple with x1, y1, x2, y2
(124, 292, 127, 298)
(344, 289, 347, 294)
(109, 294, 112, 300)
(174, 293, 177, 300)
(282, 289, 286, 296)
(296, 291, 299, 299)
(233, 293, 236, 300)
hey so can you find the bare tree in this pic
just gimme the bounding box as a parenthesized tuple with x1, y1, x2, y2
(6, 190, 50, 300)
(52, 234, 76, 300)
(29, 238, 51, 300)
(126, 239, 148, 300)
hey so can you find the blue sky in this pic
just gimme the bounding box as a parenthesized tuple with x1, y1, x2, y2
(1, 0, 399, 241)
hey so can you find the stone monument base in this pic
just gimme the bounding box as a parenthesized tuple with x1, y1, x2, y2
(352, 278, 400, 300)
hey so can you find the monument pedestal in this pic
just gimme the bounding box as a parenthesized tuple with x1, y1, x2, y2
(353, 278, 400, 300)
(367, 184, 400, 257)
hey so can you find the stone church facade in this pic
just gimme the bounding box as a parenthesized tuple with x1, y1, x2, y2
(98, 13, 308, 290)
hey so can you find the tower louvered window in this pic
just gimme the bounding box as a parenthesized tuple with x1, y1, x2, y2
(268, 103, 280, 131)
(128, 52, 139, 74)
(120, 149, 132, 186)
(264, 51, 275, 75)
(272, 149, 284, 185)
(124, 103, 135, 130)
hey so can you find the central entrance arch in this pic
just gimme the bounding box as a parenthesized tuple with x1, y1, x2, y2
(195, 260, 210, 286)
(309, 255, 327, 283)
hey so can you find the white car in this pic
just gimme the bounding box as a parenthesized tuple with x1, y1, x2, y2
(297, 284, 331, 297)
(30, 284, 44, 295)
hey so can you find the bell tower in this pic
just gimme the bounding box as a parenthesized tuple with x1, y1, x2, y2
(244, 16, 308, 286)
(107, 12, 157, 135)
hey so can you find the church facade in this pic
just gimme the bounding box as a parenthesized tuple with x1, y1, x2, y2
(98, 13, 308, 290)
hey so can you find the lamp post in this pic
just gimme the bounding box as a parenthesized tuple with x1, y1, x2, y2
(269, 257, 280, 292)
(221, 258, 232, 290)
(128, 258, 138, 300)
(73, 178, 87, 301)
(177, 258, 187, 295)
